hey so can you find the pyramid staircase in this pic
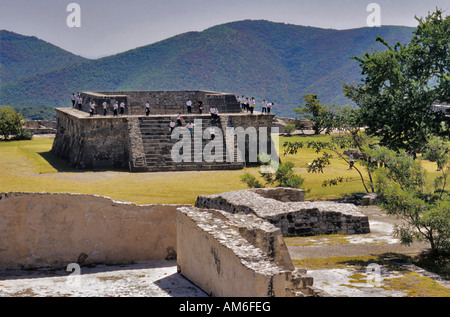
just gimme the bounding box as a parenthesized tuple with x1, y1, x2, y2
(134, 115, 244, 172)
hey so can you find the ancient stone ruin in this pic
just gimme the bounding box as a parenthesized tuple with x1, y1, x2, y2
(52, 90, 277, 172)
(176, 206, 324, 297)
(195, 188, 371, 237)
(0, 187, 372, 297)
(24, 120, 57, 135)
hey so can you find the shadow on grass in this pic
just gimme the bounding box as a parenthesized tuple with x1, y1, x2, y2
(37, 151, 128, 173)
(336, 252, 450, 279)
(336, 253, 412, 272)
(37, 151, 79, 173)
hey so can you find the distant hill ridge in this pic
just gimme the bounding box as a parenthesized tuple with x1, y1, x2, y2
(0, 30, 87, 85)
(0, 20, 415, 117)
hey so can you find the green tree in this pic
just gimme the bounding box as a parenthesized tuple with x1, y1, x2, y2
(284, 123, 296, 136)
(240, 158, 305, 190)
(343, 9, 450, 157)
(0, 106, 24, 140)
(293, 94, 334, 135)
(423, 135, 449, 171)
(371, 145, 449, 255)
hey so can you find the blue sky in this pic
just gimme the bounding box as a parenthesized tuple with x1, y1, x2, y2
(0, 0, 449, 58)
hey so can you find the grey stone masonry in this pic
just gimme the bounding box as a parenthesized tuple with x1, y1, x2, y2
(195, 188, 370, 237)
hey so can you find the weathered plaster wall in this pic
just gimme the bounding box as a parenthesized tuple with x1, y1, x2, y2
(0, 192, 187, 270)
(176, 207, 320, 297)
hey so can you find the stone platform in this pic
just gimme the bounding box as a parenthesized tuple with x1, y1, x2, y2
(52, 107, 275, 172)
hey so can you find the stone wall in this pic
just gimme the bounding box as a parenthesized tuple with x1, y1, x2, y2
(176, 206, 322, 297)
(195, 188, 370, 237)
(0, 192, 187, 270)
(52, 108, 130, 169)
(222, 113, 278, 164)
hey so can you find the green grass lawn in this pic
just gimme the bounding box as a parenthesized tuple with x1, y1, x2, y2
(0, 135, 445, 205)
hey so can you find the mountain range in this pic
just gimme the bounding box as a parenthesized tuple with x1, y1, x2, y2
(0, 20, 415, 118)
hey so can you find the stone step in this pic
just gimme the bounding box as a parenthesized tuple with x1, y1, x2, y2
(141, 140, 210, 147)
(140, 125, 215, 129)
(140, 124, 214, 131)
(145, 162, 244, 170)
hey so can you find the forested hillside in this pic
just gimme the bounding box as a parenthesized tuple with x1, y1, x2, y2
(0, 21, 414, 118)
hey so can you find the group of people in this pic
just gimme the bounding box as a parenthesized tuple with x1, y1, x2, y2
(170, 114, 196, 136)
(83, 99, 126, 117)
(186, 98, 204, 114)
(169, 114, 217, 140)
(72, 93, 273, 118)
(237, 96, 274, 115)
(71, 93, 83, 110)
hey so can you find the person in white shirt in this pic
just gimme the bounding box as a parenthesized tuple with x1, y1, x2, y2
(169, 120, 176, 133)
(210, 106, 219, 121)
(261, 99, 268, 113)
(77, 95, 82, 110)
(113, 101, 119, 116)
(176, 113, 183, 126)
(145, 101, 150, 116)
(185, 121, 195, 136)
(250, 97, 255, 115)
(267, 102, 273, 114)
(244, 97, 249, 112)
(102, 101, 108, 116)
(120, 101, 125, 115)
(186, 99, 192, 114)
(89, 101, 96, 117)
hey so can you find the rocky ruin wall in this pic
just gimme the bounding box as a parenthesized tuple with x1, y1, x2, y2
(51, 108, 131, 170)
(0, 192, 187, 270)
(195, 189, 370, 237)
(176, 207, 289, 297)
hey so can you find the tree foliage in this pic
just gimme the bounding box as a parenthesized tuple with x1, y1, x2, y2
(343, 9, 450, 156)
(240, 156, 305, 190)
(423, 135, 450, 171)
(284, 123, 296, 136)
(0, 106, 24, 140)
(285, 105, 379, 193)
(293, 94, 335, 135)
(371, 145, 449, 255)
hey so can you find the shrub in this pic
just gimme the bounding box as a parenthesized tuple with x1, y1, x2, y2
(12, 127, 33, 140)
(284, 124, 296, 136)
(0, 106, 24, 140)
